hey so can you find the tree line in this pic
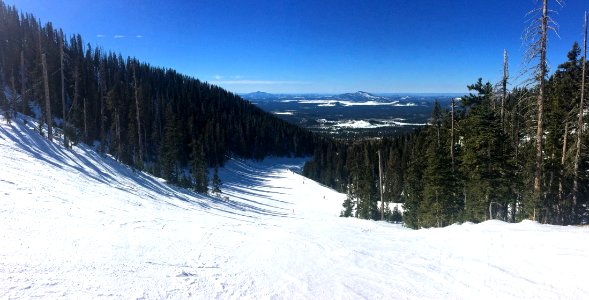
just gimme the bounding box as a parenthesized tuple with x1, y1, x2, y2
(304, 1, 588, 228)
(0, 1, 317, 192)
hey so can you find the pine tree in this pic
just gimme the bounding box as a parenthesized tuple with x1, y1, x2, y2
(459, 79, 514, 222)
(190, 139, 208, 193)
(212, 167, 221, 196)
(544, 42, 582, 223)
(1, 82, 10, 124)
(340, 191, 354, 217)
(390, 205, 403, 224)
(161, 104, 179, 183)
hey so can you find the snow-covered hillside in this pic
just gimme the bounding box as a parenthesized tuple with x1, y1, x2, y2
(1, 116, 589, 299)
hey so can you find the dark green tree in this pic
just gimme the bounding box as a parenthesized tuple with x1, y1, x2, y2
(190, 139, 208, 194)
(212, 167, 221, 196)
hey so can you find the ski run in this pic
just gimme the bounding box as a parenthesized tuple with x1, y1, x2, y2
(1, 116, 589, 299)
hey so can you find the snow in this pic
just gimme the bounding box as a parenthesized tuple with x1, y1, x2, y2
(272, 111, 294, 115)
(2, 115, 589, 299)
(332, 119, 426, 129)
(282, 99, 417, 107)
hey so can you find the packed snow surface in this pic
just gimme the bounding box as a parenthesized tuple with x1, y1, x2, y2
(1, 117, 589, 299)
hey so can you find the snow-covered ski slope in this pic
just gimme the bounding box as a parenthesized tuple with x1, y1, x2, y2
(1, 116, 589, 299)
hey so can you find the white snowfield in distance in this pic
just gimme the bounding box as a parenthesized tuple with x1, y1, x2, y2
(282, 99, 417, 107)
(1, 115, 589, 299)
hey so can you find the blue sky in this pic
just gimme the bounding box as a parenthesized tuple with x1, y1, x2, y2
(5, 0, 588, 93)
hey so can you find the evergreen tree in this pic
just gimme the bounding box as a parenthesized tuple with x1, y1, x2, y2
(212, 167, 222, 196)
(459, 79, 514, 222)
(161, 104, 179, 183)
(390, 205, 403, 224)
(340, 191, 354, 217)
(190, 139, 208, 193)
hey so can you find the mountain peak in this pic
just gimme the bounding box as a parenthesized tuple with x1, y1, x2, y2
(336, 91, 383, 101)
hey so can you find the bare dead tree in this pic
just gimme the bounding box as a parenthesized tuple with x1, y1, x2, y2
(523, 0, 563, 219)
(378, 150, 384, 221)
(502, 49, 509, 129)
(59, 30, 68, 147)
(573, 11, 587, 215)
(450, 97, 455, 173)
(41, 53, 52, 142)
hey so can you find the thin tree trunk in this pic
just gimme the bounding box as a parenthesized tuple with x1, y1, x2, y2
(512, 98, 521, 223)
(83, 97, 87, 141)
(573, 11, 587, 218)
(20, 50, 27, 115)
(378, 150, 384, 221)
(9, 72, 16, 121)
(502, 49, 508, 130)
(73, 66, 79, 119)
(451, 97, 455, 173)
(558, 121, 568, 218)
(533, 0, 549, 214)
(41, 53, 52, 142)
(133, 64, 143, 167)
(116, 108, 121, 160)
(60, 30, 67, 147)
(99, 64, 105, 152)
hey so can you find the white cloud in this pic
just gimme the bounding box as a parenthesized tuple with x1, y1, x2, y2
(96, 34, 105, 38)
(136, 35, 144, 38)
(213, 75, 224, 80)
(114, 35, 126, 39)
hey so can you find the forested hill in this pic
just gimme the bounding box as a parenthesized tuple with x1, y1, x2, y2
(0, 1, 316, 189)
(305, 44, 589, 227)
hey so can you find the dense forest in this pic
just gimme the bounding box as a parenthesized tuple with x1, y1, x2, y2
(0, 1, 317, 192)
(304, 3, 589, 227)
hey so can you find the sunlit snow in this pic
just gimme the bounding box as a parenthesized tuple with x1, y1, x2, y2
(1, 115, 588, 299)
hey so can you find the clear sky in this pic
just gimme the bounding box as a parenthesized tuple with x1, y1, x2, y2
(4, 0, 589, 94)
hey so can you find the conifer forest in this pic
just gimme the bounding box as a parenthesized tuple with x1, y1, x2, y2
(0, 2, 316, 192)
(1, 0, 587, 229)
(304, 1, 589, 228)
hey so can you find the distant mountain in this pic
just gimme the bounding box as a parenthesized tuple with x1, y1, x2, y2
(334, 91, 387, 101)
(241, 91, 391, 102)
(240, 91, 279, 101)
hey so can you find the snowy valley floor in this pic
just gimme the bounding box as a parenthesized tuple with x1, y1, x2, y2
(1, 117, 589, 299)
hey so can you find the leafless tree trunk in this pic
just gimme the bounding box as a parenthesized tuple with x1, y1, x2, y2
(99, 62, 105, 152)
(533, 0, 549, 207)
(502, 49, 508, 129)
(558, 121, 568, 213)
(116, 108, 121, 160)
(451, 97, 455, 173)
(20, 50, 27, 115)
(378, 150, 384, 221)
(133, 63, 143, 166)
(42, 53, 52, 142)
(573, 11, 587, 215)
(72, 66, 80, 119)
(524, 0, 561, 217)
(83, 97, 87, 141)
(60, 30, 68, 147)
